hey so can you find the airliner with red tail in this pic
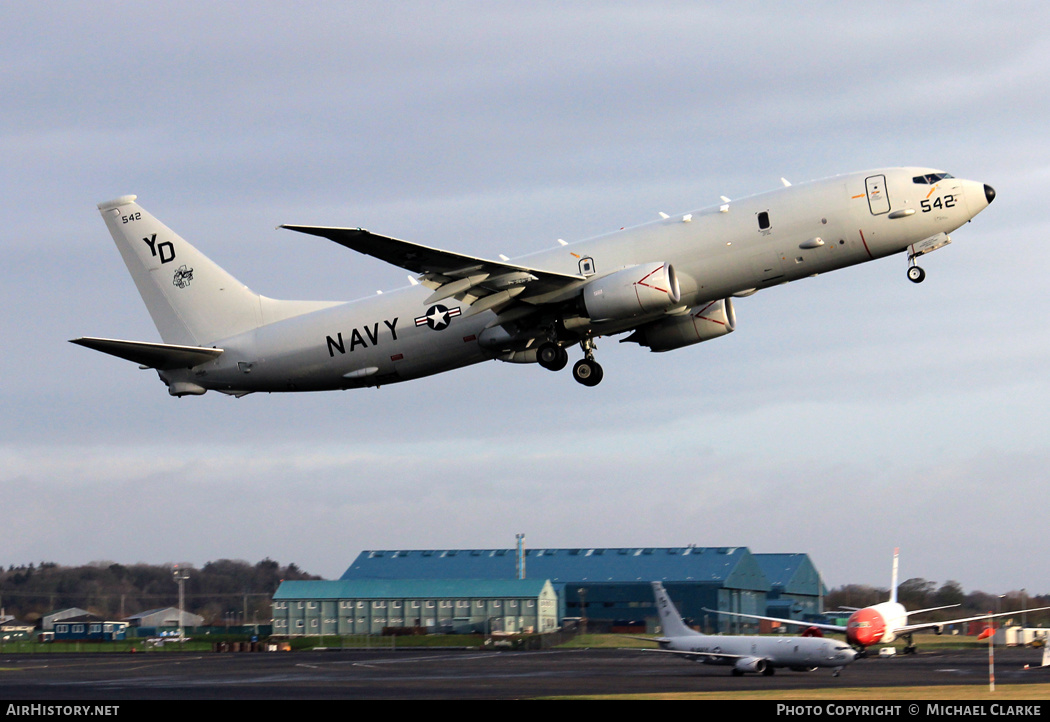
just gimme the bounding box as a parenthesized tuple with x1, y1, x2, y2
(708, 550, 1049, 655)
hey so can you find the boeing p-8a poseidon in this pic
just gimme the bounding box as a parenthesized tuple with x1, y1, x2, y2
(72, 168, 995, 396)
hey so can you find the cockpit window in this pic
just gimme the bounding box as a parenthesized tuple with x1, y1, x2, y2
(912, 172, 954, 184)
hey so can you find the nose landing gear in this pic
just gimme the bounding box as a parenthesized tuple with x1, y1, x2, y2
(907, 264, 926, 283)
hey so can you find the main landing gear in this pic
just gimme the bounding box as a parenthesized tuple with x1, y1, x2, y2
(536, 339, 604, 386)
(572, 338, 603, 387)
(572, 358, 603, 386)
(536, 341, 568, 371)
(902, 634, 917, 655)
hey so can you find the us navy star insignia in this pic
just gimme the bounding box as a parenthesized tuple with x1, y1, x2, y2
(415, 304, 461, 331)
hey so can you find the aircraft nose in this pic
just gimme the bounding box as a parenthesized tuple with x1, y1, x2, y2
(984, 184, 996, 204)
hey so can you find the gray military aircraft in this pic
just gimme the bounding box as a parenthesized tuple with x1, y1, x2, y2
(72, 168, 995, 396)
(644, 582, 856, 676)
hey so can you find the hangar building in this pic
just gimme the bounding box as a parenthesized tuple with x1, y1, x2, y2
(337, 546, 823, 632)
(754, 553, 827, 624)
(272, 547, 827, 635)
(272, 578, 557, 635)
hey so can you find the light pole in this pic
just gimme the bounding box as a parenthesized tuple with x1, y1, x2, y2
(173, 565, 190, 642)
(578, 587, 587, 636)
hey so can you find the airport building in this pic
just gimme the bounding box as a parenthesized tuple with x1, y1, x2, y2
(342, 546, 825, 632)
(272, 578, 558, 635)
(125, 607, 205, 631)
(271, 546, 827, 635)
(754, 553, 827, 624)
(51, 615, 128, 641)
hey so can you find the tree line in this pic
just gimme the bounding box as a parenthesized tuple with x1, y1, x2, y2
(2, 563, 1046, 630)
(0, 559, 318, 626)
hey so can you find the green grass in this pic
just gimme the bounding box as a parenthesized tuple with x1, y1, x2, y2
(559, 633, 656, 648)
(552, 683, 1050, 700)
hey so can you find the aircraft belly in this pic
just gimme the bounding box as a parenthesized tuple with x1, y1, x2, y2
(389, 325, 490, 380)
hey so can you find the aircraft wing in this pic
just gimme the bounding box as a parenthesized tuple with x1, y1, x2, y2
(701, 608, 846, 634)
(905, 604, 961, 617)
(640, 648, 750, 663)
(281, 225, 585, 314)
(70, 337, 223, 370)
(896, 605, 1050, 635)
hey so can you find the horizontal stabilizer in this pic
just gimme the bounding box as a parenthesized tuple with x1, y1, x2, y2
(70, 337, 223, 370)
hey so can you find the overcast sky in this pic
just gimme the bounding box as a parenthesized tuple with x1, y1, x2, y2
(3, 2, 1048, 595)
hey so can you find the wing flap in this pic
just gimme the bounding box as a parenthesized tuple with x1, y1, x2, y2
(640, 648, 748, 662)
(70, 337, 223, 370)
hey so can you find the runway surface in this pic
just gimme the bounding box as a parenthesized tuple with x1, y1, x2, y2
(0, 647, 1045, 700)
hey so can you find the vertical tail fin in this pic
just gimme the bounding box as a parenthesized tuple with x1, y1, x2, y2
(890, 547, 900, 605)
(98, 196, 263, 346)
(652, 582, 700, 637)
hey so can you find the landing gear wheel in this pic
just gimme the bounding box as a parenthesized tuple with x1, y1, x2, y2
(537, 342, 568, 371)
(572, 359, 604, 386)
(907, 265, 926, 283)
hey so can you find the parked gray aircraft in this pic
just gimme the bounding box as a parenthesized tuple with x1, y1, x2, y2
(645, 582, 856, 676)
(73, 168, 995, 396)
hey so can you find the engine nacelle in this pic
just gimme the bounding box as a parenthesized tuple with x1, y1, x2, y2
(623, 298, 736, 352)
(581, 263, 680, 322)
(800, 626, 824, 638)
(734, 656, 767, 674)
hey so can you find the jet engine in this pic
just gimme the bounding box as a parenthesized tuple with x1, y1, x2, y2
(734, 657, 768, 674)
(581, 263, 680, 321)
(622, 298, 736, 352)
(800, 626, 824, 637)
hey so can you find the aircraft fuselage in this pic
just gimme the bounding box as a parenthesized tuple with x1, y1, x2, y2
(663, 633, 856, 672)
